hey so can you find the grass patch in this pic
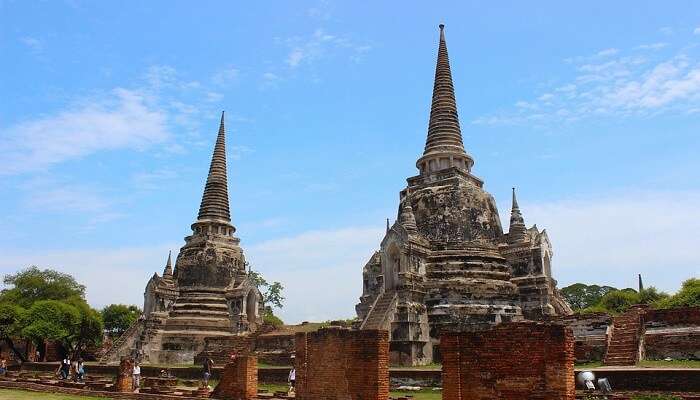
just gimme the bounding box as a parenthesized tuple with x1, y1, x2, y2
(391, 363, 442, 370)
(0, 389, 104, 400)
(637, 359, 700, 368)
(390, 389, 442, 400)
(575, 361, 604, 369)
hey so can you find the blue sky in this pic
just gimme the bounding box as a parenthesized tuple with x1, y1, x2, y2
(1, 1, 699, 323)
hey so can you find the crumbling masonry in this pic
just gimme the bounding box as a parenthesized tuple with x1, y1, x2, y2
(356, 25, 572, 365)
(101, 113, 263, 365)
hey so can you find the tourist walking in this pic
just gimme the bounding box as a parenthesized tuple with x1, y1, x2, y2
(76, 359, 85, 382)
(288, 367, 296, 395)
(58, 358, 70, 379)
(132, 361, 141, 392)
(0, 357, 7, 376)
(202, 357, 214, 388)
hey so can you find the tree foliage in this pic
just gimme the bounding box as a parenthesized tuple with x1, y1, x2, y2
(247, 267, 285, 326)
(1, 267, 103, 358)
(101, 304, 141, 336)
(561, 283, 617, 310)
(1, 266, 85, 308)
(655, 278, 700, 309)
(247, 268, 285, 310)
(21, 300, 80, 345)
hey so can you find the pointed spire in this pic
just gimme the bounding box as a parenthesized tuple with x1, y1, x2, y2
(197, 111, 231, 223)
(638, 274, 644, 292)
(417, 24, 474, 175)
(386, 218, 390, 233)
(508, 187, 527, 244)
(163, 251, 173, 277)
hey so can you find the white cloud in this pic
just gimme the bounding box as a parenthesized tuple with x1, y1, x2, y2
(132, 169, 178, 190)
(212, 66, 240, 85)
(474, 42, 700, 125)
(597, 48, 619, 57)
(503, 190, 700, 293)
(0, 244, 178, 309)
(281, 28, 371, 69)
(247, 226, 384, 323)
(20, 36, 43, 53)
(286, 49, 305, 68)
(636, 42, 668, 51)
(0, 88, 170, 174)
(693, 27, 700, 35)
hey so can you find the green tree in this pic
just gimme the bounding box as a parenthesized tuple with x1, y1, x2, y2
(561, 283, 617, 310)
(1, 267, 85, 308)
(0, 302, 28, 361)
(638, 287, 669, 305)
(64, 298, 104, 357)
(247, 267, 285, 325)
(101, 304, 141, 337)
(596, 290, 640, 314)
(21, 300, 81, 349)
(656, 278, 700, 309)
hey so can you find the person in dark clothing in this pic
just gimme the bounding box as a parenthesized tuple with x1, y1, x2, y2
(202, 357, 214, 388)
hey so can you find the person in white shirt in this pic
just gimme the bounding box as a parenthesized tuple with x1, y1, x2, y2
(132, 362, 141, 392)
(288, 368, 296, 394)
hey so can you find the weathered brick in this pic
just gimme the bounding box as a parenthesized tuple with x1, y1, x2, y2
(211, 356, 257, 400)
(295, 328, 389, 400)
(441, 322, 575, 400)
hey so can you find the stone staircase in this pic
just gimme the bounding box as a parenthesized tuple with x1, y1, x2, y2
(360, 291, 397, 330)
(99, 318, 144, 363)
(604, 306, 647, 366)
(163, 291, 233, 333)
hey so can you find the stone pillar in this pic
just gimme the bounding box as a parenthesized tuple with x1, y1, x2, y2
(441, 322, 575, 400)
(212, 356, 258, 400)
(115, 357, 134, 392)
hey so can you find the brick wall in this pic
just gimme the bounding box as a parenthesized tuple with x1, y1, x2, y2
(442, 322, 575, 400)
(295, 327, 389, 400)
(645, 307, 700, 328)
(551, 313, 611, 362)
(211, 356, 257, 400)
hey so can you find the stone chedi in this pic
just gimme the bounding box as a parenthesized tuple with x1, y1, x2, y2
(101, 113, 263, 364)
(355, 25, 572, 366)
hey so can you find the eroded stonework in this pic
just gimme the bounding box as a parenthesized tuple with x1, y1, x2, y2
(102, 113, 263, 365)
(356, 25, 572, 365)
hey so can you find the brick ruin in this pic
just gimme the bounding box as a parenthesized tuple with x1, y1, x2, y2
(356, 24, 572, 365)
(100, 113, 264, 365)
(550, 305, 700, 365)
(294, 328, 390, 400)
(441, 322, 575, 400)
(211, 356, 258, 400)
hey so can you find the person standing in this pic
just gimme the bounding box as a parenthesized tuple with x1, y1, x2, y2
(202, 357, 213, 388)
(132, 361, 141, 392)
(76, 359, 85, 382)
(59, 358, 70, 380)
(0, 357, 7, 376)
(288, 367, 296, 394)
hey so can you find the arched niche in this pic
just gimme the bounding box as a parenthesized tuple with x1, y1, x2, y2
(384, 243, 402, 291)
(246, 290, 258, 329)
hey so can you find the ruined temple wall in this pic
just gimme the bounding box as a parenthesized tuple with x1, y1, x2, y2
(551, 313, 611, 363)
(295, 328, 389, 400)
(441, 322, 575, 400)
(643, 306, 700, 360)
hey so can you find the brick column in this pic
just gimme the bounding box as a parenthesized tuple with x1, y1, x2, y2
(115, 357, 134, 392)
(295, 328, 389, 400)
(211, 356, 258, 400)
